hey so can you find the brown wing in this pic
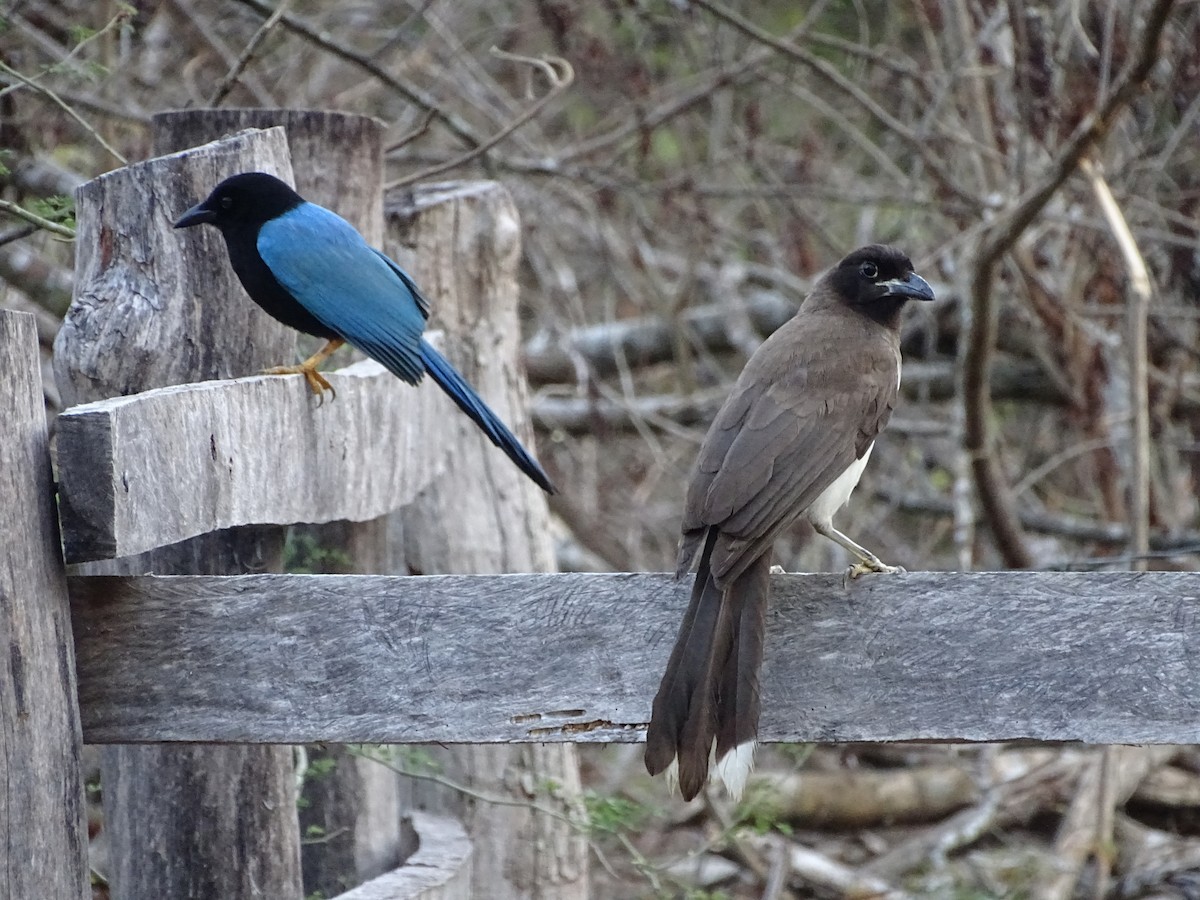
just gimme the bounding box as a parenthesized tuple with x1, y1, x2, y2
(678, 304, 899, 586)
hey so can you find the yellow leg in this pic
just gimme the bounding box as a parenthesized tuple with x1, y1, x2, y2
(263, 338, 345, 400)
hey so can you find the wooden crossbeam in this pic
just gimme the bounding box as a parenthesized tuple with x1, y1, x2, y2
(70, 570, 1200, 745)
(56, 357, 451, 563)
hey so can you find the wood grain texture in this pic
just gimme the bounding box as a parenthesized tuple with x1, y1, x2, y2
(0, 311, 88, 899)
(55, 130, 304, 900)
(69, 570, 1200, 744)
(154, 120, 407, 900)
(57, 358, 449, 562)
(152, 109, 385, 242)
(332, 813, 471, 900)
(385, 182, 587, 900)
(53, 128, 297, 407)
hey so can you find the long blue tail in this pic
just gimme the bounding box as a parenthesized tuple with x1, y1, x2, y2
(420, 341, 555, 493)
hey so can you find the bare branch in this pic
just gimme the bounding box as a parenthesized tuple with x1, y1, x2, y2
(1080, 156, 1153, 572)
(206, 0, 292, 107)
(961, 0, 1176, 568)
(0, 199, 75, 239)
(0, 60, 127, 166)
(230, 0, 484, 149)
(386, 52, 574, 190)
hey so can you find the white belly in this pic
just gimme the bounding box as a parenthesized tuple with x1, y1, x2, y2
(805, 442, 873, 528)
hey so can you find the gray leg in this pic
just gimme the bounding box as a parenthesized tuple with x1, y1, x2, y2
(811, 521, 905, 583)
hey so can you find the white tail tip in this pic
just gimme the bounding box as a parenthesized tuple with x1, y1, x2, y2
(713, 740, 757, 801)
(659, 740, 757, 801)
(663, 756, 681, 795)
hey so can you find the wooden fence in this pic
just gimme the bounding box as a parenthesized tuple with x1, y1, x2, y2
(2, 111, 1199, 899)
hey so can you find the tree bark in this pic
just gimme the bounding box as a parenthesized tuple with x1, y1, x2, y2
(55, 128, 303, 900)
(387, 181, 588, 899)
(0, 310, 88, 899)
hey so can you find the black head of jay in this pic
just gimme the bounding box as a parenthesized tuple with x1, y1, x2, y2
(175, 172, 554, 494)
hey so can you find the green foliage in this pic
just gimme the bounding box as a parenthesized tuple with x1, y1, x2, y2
(393, 745, 443, 774)
(283, 529, 354, 573)
(68, 24, 97, 45)
(736, 783, 792, 836)
(295, 748, 338, 811)
(774, 742, 816, 768)
(582, 790, 646, 836)
(304, 755, 338, 779)
(351, 743, 444, 776)
(28, 194, 75, 230)
(85, 772, 101, 803)
(649, 128, 683, 168)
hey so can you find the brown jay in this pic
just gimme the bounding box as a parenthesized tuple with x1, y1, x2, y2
(644, 244, 935, 801)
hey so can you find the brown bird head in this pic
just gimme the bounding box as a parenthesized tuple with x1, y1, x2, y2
(821, 244, 935, 330)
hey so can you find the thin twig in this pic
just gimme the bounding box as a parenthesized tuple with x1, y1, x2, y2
(0, 225, 38, 247)
(1080, 156, 1153, 572)
(386, 51, 574, 190)
(230, 0, 483, 149)
(167, 0, 276, 106)
(383, 109, 437, 154)
(0, 7, 134, 99)
(0, 199, 75, 239)
(207, 0, 292, 106)
(0, 61, 126, 165)
(960, 0, 1175, 568)
(1035, 746, 1175, 900)
(690, 0, 980, 209)
(346, 745, 582, 828)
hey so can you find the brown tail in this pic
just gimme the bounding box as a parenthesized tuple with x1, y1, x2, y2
(645, 531, 770, 800)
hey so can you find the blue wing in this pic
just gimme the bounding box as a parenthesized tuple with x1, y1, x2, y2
(257, 203, 429, 384)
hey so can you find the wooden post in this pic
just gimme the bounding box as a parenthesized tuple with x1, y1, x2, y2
(55, 129, 303, 900)
(0, 310, 88, 899)
(151, 108, 405, 896)
(387, 182, 589, 900)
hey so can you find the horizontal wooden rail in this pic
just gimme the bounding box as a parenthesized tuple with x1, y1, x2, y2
(70, 571, 1200, 744)
(57, 357, 451, 563)
(332, 813, 471, 900)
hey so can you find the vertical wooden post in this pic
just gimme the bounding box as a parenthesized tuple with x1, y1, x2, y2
(0, 310, 88, 899)
(152, 109, 406, 896)
(388, 182, 589, 900)
(55, 129, 303, 900)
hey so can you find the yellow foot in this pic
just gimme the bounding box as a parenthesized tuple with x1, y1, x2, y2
(842, 560, 905, 589)
(262, 363, 336, 401)
(262, 338, 345, 403)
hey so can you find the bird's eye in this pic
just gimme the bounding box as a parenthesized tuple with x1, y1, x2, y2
(860, 261, 879, 279)
(220, 196, 234, 210)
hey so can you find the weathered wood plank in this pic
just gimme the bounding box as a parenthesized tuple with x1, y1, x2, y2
(56, 129, 305, 900)
(157, 109, 406, 900)
(332, 813, 471, 900)
(70, 570, 1200, 744)
(384, 182, 586, 900)
(57, 357, 448, 563)
(0, 310, 88, 899)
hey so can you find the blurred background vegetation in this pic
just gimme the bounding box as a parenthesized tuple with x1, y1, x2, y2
(4, 0, 1200, 897)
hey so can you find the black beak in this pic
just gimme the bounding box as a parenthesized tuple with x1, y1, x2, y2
(880, 271, 935, 302)
(174, 202, 216, 229)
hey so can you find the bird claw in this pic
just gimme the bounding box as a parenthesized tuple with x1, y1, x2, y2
(262, 364, 337, 403)
(768, 564, 787, 575)
(842, 560, 906, 589)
